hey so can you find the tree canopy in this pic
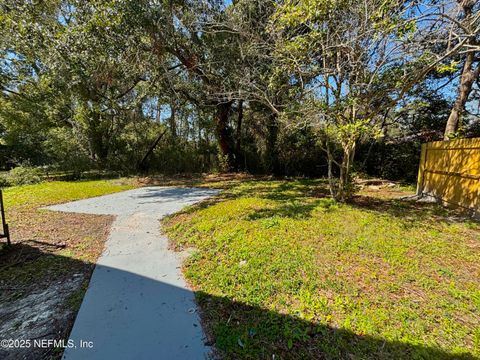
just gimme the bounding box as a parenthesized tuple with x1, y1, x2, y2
(1, 0, 479, 198)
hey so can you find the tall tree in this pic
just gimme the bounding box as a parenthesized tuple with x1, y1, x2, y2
(118, 0, 243, 170)
(270, 0, 449, 200)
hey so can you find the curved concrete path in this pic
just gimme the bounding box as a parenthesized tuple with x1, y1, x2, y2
(46, 187, 219, 360)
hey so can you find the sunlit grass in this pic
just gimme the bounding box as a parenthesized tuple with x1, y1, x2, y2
(163, 180, 480, 359)
(3, 179, 136, 209)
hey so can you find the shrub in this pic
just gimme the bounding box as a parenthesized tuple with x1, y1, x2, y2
(0, 173, 11, 188)
(6, 166, 42, 186)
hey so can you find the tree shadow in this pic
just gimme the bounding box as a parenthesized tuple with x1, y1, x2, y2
(0, 242, 95, 360)
(196, 291, 476, 360)
(348, 194, 477, 225)
(164, 177, 478, 227)
(231, 179, 330, 202)
(44, 170, 124, 182)
(0, 244, 476, 359)
(246, 198, 337, 220)
(134, 186, 220, 201)
(171, 179, 333, 220)
(137, 173, 264, 189)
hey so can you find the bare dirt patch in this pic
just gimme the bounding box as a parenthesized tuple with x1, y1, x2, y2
(0, 209, 113, 360)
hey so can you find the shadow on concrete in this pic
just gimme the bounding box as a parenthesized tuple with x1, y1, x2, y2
(61, 264, 209, 360)
(134, 187, 221, 203)
(0, 244, 476, 360)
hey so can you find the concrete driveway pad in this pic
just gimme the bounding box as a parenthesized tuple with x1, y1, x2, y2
(46, 187, 219, 360)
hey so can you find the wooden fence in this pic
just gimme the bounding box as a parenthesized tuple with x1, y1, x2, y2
(416, 137, 480, 212)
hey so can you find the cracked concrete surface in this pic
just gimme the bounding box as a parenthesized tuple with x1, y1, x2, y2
(46, 187, 219, 360)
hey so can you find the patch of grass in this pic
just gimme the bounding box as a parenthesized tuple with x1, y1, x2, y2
(163, 180, 480, 359)
(3, 178, 136, 209)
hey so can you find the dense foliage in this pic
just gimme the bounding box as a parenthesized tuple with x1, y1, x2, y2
(1, 0, 479, 194)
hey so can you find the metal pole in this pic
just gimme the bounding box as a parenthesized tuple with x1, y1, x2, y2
(0, 190, 10, 246)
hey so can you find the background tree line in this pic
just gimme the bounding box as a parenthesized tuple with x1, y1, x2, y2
(1, 0, 479, 198)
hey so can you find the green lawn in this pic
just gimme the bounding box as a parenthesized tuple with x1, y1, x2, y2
(3, 179, 136, 209)
(163, 179, 480, 359)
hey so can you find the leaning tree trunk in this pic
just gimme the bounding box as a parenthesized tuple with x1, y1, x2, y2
(444, 53, 479, 139)
(87, 113, 110, 165)
(137, 129, 167, 173)
(444, 0, 479, 139)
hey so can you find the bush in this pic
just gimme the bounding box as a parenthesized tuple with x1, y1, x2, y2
(0, 173, 10, 188)
(6, 166, 42, 186)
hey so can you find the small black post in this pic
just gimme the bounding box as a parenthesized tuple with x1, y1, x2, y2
(0, 189, 10, 246)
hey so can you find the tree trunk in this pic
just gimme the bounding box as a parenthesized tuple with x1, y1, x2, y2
(235, 99, 244, 170)
(337, 142, 356, 202)
(444, 0, 479, 139)
(87, 113, 109, 165)
(138, 129, 167, 173)
(215, 100, 234, 171)
(169, 102, 177, 138)
(326, 142, 337, 199)
(265, 112, 280, 175)
(444, 54, 479, 139)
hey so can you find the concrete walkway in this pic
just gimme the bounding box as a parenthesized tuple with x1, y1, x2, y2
(46, 187, 219, 360)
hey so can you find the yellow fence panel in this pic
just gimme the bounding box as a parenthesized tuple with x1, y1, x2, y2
(416, 138, 480, 211)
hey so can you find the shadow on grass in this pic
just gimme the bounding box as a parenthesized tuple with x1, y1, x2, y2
(233, 179, 477, 225)
(135, 187, 220, 202)
(232, 179, 330, 202)
(348, 194, 477, 225)
(196, 292, 476, 360)
(168, 179, 332, 220)
(246, 198, 337, 220)
(0, 241, 89, 281)
(0, 243, 475, 359)
(162, 177, 476, 229)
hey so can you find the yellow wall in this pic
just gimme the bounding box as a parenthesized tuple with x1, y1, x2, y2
(417, 138, 480, 210)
